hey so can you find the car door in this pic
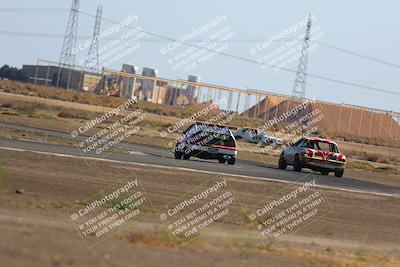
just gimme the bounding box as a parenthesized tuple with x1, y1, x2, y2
(285, 139, 303, 164)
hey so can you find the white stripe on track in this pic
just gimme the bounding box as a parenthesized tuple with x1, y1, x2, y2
(0, 146, 398, 198)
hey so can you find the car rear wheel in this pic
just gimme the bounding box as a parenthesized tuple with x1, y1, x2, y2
(218, 158, 226, 164)
(174, 151, 183, 159)
(183, 153, 190, 160)
(278, 153, 287, 170)
(227, 158, 235, 165)
(334, 169, 344, 177)
(293, 155, 302, 172)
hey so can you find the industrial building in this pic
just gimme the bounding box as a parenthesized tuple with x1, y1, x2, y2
(186, 75, 200, 104)
(120, 63, 139, 99)
(22, 64, 101, 92)
(140, 67, 158, 101)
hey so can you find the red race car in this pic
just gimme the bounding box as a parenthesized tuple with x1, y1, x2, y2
(278, 137, 346, 177)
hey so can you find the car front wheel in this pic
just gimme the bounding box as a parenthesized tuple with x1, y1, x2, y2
(278, 152, 287, 170)
(183, 153, 190, 160)
(334, 169, 344, 177)
(174, 151, 183, 159)
(293, 155, 302, 172)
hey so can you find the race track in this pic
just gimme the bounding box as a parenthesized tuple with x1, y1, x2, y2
(0, 122, 399, 197)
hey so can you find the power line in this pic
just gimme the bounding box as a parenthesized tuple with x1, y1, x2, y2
(1, 8, 399, 96)
(0, 30, 66, 38)
(78, 10, 400, 97)
(1, 30, 399, 97)
(0, 8, 68, 12)
(0, 28, 398, 68)
(0, 30, 291, 42)
(0, 7, 399, 69)
(5, 29, 396, 72)
(1, 28, 399, 69)
(316, 41, 400, 69)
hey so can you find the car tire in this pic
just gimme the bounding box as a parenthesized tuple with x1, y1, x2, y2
(183, 153, 190, 160)
(278, 152, 287, 170)
(174, 151, 183, 159)
(334, 169, 344, 177)
(218, 158, 226, 164)
(227, 158, 235, 165)
(320, 170, 330, 175)
(293, 155, 302, 172)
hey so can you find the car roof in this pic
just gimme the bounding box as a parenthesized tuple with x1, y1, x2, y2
(303, 136, 338, 146)
(189, 123, 233, 135)
(193, 121, 230, 129)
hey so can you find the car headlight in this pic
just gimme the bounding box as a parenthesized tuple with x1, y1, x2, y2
(338, 154, 346, 162)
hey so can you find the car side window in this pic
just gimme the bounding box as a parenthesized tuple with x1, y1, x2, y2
(307, 141, 315, 149)
(293, 139, 303, 147)
(183, 125, 193, 134)
(330, 143, 339, 153)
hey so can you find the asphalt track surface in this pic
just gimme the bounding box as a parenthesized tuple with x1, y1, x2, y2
(0, 122, 399, 197)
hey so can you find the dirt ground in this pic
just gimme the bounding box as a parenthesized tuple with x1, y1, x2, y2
(0, 149, 399, 267)
(1, 91, 400, 267)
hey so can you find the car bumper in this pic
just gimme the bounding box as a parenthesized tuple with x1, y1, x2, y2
(303, 157, 345, 170)
(186, 145, 237, 158)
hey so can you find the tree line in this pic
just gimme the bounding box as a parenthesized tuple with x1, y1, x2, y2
(0, 65, 28, 82)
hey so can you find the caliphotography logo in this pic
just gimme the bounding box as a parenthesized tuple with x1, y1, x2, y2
(67, 97, 146, 166)
(157, 175, 244, 248)
(68, 175, 154, 248)
(243, 174, 334, 247)
(159, 9, 236, 73)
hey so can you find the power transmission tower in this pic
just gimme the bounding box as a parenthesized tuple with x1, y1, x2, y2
(292, 14, 312, 99)
(59, 0, 80, 66)
(57, 0, 80, 88)
(85, 5, 103, 71)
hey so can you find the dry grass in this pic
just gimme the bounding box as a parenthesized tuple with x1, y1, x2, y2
(346, 161, 400, 175)
(2, 79, 398, 150)
(0, 79, 125, 107)
(0, 80, 223, 120)
(343, 149, 399, 165)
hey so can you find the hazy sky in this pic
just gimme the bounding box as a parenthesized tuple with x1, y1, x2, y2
(0, 0, 399, 112)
